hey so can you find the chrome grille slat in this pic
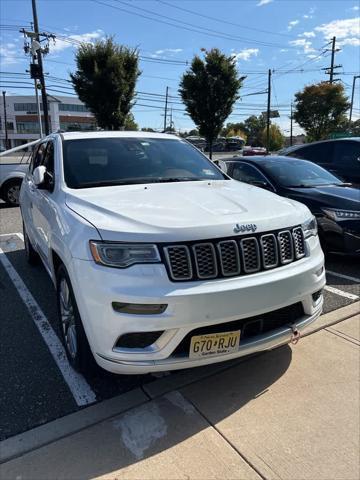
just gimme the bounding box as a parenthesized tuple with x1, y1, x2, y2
(163, 226, 306, 281)
(278, 230, 294, 264)
(240, 237, 261, 273)
(260, 234, 278, 269)
(193, 243, 218, 279)
(217, 240, 241, 276)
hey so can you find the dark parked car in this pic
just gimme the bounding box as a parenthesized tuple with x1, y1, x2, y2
(279, 138, 360, 185)
(219, 155, 360, 256)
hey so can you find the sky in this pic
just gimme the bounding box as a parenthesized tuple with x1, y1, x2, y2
(0, 0, 359, 135)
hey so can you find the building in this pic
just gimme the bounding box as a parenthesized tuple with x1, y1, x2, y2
(0, 94, 96, 149)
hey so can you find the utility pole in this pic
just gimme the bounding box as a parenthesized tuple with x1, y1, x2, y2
(163, 86, 169, 132)
(329, 36, 336, 84)
(322, 37, 341, 83)
(349, 75, 360, 127)
(290, 102, 293, 147)
(266, 69, 271, 154)
(2, 91, 10, 150)
(31, 0, 50, 135)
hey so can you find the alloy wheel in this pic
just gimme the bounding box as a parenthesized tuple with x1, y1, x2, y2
(59, 278, 78, 359)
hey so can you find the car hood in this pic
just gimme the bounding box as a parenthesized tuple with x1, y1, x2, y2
(65, 180, 310, 242)
(286, 185, 360, 210)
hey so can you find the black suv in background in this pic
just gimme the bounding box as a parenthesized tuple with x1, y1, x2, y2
(279, 138, 360, 185)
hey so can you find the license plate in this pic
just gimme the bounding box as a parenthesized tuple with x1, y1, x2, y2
(189, 330, 240, 360)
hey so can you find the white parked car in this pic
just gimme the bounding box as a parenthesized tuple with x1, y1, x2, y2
(0, 144, 36, 205)
(20, 131, 325, 375)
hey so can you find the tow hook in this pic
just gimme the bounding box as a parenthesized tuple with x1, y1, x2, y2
(290, 325, 301, 345)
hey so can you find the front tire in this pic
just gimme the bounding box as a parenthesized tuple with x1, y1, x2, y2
(56, 264, 98, 375)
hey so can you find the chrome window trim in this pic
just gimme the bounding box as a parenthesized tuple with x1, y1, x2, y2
(260, 234, 279, 269)
(217, 240, 241, 277)
(192, 243, 218, 279)
(239, 237, 261, 273)
(164, 245, 193, 281)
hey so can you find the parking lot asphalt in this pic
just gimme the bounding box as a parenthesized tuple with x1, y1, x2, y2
(1, 202, 359, 441)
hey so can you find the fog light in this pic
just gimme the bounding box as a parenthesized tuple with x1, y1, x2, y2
(115, 331, 165, 349)
(312, 289, 323, 303)
(112, 302, 168, 315)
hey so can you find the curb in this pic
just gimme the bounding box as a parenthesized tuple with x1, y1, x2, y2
(1, 301, 358, 464)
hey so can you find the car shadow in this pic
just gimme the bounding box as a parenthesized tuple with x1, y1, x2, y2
(3, 238, 294, 477)
(30, 346, 293, 479)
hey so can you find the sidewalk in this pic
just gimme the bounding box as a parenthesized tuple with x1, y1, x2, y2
(1, 305, 359, 480)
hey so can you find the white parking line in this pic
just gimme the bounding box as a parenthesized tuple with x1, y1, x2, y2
(326, 270, 360, 284)
(324, 285, 359, 301)
(0, 246, 97, 406)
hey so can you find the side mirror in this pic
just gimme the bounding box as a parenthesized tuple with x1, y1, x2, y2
(33, 165, 47, 187)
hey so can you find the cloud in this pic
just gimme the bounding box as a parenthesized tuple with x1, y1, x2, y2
(257, 0, 273, 6)
(289, 38, 316, 54)
(0, 42, 21, 65)
(232, 48, 259, 61)
(150, 48, 183, 58)
(288, 20, 299, 31)
(351, 5, 359, 11)
(299, 31, 316, 38)
(315, 17, 360, 46)
(51, 29, 104, 53)
(155, 48, 183, 55)
(303, 7, 315, 19)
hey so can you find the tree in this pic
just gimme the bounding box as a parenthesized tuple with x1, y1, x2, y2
(260, 123, 284, 151)
(293, 82, 350, 141)
(124, 113, 138, 131)
(243, 115, 266, 146)
(188, 128, 199, 136)
(141, 127, 155, 132)
(179, 48, 242, 158)
(221, 122, 247, 141)
(71, 37, 140, 130)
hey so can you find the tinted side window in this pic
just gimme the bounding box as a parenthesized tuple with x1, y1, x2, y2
(232, 163, 269, 184)
(42, 141, 54, 175)
(333, 141, 360, 167)
(31, 143, 47, 173)
(290, 143, 333, 164)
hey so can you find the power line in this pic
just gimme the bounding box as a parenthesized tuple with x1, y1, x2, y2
(158, 0, 298, 39)
(91, 0, 300, 50)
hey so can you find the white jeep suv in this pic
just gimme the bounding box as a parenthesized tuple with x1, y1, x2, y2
(20, 132, 325, 375)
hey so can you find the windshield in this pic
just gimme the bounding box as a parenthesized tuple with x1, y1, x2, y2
(259, 158, 344, 187)
(62, 137, 226, 189)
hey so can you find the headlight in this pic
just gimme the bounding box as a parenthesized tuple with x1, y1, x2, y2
(322, 208, 360, 221)
(302, 216, 318, 239)
(89, 241, 161, 268)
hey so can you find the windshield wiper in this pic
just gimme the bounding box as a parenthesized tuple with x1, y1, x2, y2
(146, 177, 204, 183)
(74, 177, 207, 188)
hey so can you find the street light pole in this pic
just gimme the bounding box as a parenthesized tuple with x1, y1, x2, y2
(163, 86, 169, 132)
(266, 69, 271, 154)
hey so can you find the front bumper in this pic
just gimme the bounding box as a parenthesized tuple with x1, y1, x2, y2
(319, 218, 360, 255)
(69, 237, 325, 374)
(95, 303, 323, 374)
